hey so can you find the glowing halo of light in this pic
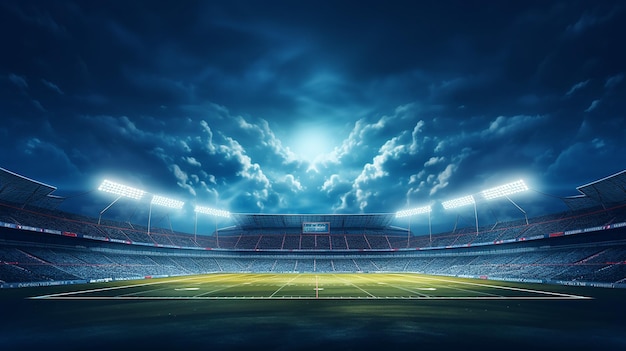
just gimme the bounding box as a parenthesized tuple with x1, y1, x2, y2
(481, 180, 529, 200)
(98, 179, 145, 200)
(442, 195, 475, 209)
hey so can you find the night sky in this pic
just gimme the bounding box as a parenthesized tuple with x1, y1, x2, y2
(1, 1, 625, 234)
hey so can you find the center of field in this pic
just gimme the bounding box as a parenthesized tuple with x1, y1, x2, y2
(29, 273, 592, 300)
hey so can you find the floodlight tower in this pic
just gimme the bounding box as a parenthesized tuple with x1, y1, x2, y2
(148, 195, 184, 236)
(194, 205, 230, 247)
(396, 205, 432, 246)
(481, 180, 529, 225)
(97, 180, 145, 225)
(442, 195, 478, 234)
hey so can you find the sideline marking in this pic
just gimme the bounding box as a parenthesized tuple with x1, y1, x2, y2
(29, 276, 205, 299)
(119, 274, 240, 297)
(269, 274, 301, 298)
(352, 273, 432, 297)
(28, 273, 593, 300)
(332, 274, 376, 297)
(397, 274, 592, 299)
(35, 295, 589, 301)
(372, 274, 501, 297)
(193, 273, 282, 298)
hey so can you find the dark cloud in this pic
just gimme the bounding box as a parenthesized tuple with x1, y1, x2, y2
(1, 0, 625, 234)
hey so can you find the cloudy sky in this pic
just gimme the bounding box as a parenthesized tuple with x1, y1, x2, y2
(1, 1, 625, 234)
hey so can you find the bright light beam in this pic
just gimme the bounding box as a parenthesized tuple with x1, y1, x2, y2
(481, 180, 528, 200)
(194, 205, 230, 218)
(151, 195, 184, 209)
(396, 205, 431, 218)
(442, 195, 478, 234)
(148, 195, 184, 236)
(98, 180, 145, 199)
(97, 180, 145, 225)
(481, 180, 529, 225)
(442, 195, 475, 209)
(396, 205, 432, 245)
(194, 205, 230, 248)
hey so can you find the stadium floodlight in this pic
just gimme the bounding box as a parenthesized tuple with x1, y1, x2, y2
(194, 205, 230, 248)
(194, 205, 230, 218)
(97, 180, 145, 225)
(442, 195, 475, 209)
(98, 179, 145, 200)
(151, 195, 184, 209)
(481, 180, 528, 200)
(148, 195, 184, 236)
(396, 205, 432, 245)
(395, 205, 431, 218)
(481, 180, 529, 225)
(442, 195, 478, 234)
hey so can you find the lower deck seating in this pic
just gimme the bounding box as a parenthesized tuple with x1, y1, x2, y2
(2, 240, 626, 285)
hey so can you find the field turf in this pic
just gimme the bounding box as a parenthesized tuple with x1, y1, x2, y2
(1, 273, 625, 350)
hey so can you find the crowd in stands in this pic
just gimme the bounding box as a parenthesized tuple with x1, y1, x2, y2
(2, 202, 626, 252)
(2, 201, 626, 287)
(2, 239, 626, 285)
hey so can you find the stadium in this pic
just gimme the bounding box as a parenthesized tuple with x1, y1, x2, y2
(1, 167, 625, 350)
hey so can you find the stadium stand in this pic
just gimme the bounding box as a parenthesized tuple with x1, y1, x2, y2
(2, 168, 626, 288)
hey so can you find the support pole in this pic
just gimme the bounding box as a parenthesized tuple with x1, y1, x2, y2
(428, 210, 432, 243)
(147, 202, 153, 236)
(167, 214, 173, 233)
(98, 195, 122, 225)
(474, 201, 479, 234)
(407, 216, 411, 248)
(215, 217, 220, 248)
(505, 195, 528, 225)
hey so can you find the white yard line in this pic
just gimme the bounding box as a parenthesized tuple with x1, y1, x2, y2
(29, 276, 205, 299)
(332, 274, 376, 298)
(351, 274, 432, 297)
(35, 295, 589, 301)
(269, 274, 302, 298)
(385, 274, 501, 297)
(119, 274, 240, 297)
(397, 274, 592, 299)
(30, 273, 592, 300)
(193, 273, 282, 297)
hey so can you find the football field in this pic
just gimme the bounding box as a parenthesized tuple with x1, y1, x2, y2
(29, 273, 591, 300)
(2, 273, 625, 351)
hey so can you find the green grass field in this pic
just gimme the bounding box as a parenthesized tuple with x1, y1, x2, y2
(1, 273, 625, 350)
(28, 273, 593, 300)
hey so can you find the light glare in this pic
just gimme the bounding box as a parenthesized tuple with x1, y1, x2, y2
(442, 195, 475, 209)
(396, 205, 431, 218)
(482, 180, 528, 200)
(151, 195, 184, 209)
(98, 179, 145, 200)
(195, 205, 230, 218)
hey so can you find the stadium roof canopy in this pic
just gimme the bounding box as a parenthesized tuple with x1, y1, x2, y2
(562, 170, 626, 211)
(560, 195, 603, 212)
(230, 213, 396, 230)
(0, 167, 65, 209)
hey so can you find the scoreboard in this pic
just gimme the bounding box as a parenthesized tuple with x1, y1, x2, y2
(302, 222, 330, 233)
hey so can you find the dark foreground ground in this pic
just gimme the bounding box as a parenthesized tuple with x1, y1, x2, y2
(0, 274, 625, 351)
